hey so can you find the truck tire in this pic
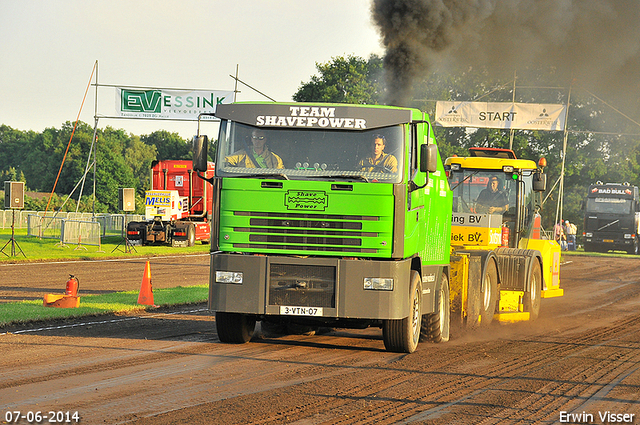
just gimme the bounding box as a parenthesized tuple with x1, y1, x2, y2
(480, 260, 498, 326)
(215, 312, 256, 343)
(383, 270, 422, 353)
(187, 224, 196, 247)
(420, 272, 450, 343)
(524, 260, 542, 320)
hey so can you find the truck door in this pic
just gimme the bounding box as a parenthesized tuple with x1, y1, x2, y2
(405, 123, 425, 255)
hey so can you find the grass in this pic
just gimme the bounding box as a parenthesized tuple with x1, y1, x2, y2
(0, 285, 209, 327)
(563, 247, 639, 257)
(0, 228, 210, 263)
(0, 228, 212, 327)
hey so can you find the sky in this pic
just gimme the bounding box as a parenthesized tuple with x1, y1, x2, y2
(0, 0, 384, 140)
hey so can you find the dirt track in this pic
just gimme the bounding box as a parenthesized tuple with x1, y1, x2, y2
(0, 254, 210, 303)
(2, 254, 640, 424)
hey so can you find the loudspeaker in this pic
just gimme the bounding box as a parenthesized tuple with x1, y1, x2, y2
(118, 188, 135, 211)
(4, 181, 24, 209)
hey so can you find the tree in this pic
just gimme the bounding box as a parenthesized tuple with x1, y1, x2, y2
(141, 130, 191, 160)
(293, 55, 384, 104)
(124, 135, 157, 193)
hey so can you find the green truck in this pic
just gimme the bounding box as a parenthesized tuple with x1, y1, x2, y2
(193, 102, 452, 353)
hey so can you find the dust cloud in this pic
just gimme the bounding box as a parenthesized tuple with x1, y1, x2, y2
(371, 0, 640, 110)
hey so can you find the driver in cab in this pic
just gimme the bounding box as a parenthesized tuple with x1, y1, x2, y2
(359, 134, 397, 173)
(225, 129, 284, 169)
(476, 175, 509, 214)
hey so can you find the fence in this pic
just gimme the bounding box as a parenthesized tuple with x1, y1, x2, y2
(95, 214, 144, 236)
(27, 214, 64, 239)
(3, 210, 144, 248)
(61, 219, 102, 247)
(1, 210, 39, 229)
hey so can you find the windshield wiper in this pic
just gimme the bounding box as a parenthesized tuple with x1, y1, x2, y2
(451, 170, 479, 191)
(597, 219, 619, 231)
(236, 173, 289, 180)
(316, 174, 370, 183)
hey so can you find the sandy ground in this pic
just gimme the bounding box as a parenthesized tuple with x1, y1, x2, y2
(2, 254, 640, 424)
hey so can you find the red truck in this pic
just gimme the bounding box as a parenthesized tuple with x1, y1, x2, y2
(126, 159, 214, 247)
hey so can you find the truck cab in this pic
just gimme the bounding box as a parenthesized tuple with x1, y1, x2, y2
(193, 102, 452, 353)
(126, 160, 214, 247)
(583, 182, 640, 254)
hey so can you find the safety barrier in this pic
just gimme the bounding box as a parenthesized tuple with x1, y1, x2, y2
(4, 211, 143, 249)
(27, 215, 64, 239)
(0, 210, 39, 229)
(61, 219, 102, 247)
(95, 214, 144, 236)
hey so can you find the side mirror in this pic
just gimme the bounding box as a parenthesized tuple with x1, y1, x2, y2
(533, 171, 547, 192)
(192, 135, 209, 172)
(420, 144, 438, 173)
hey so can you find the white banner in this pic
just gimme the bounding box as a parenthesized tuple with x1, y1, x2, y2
(116, 88, 234, 120)
(435, 101, 567, 131)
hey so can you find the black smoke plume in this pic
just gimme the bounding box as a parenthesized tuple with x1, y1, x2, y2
(372, 0, 640, 110)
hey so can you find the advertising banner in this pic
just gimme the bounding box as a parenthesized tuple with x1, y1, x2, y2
(116, 88, 234, 120)
(435, 101, 567, 131)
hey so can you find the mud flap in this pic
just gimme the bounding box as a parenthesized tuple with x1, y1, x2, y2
(466, 256, 482, 328)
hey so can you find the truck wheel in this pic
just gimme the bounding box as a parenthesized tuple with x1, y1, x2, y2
(383, 271, 421, 353)
(479, 260, 498, 326)
(187, 224, 196, 247)
(215, 312, 256, 343)
(420, 272, 450, 343)
(524, 260, 542, 320)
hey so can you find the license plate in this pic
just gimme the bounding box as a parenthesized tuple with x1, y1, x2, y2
(280, 306, 323, 316)
(604, 239, 614, 243)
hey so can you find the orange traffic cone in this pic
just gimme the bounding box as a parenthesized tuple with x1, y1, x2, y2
(138, 261, 155, 306)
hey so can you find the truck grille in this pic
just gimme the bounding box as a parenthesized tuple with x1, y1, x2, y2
(589, 219, 629, 231)
(231, 211, 380, 254)
(268, 263, 335, 308)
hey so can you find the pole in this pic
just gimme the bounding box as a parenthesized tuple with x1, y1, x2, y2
(233, 64, 239, 102)
(11, 209, 15, 257)
(78, 61, 100, 214)
(509, 69, 516, 150)
(555, 83, 573, 228)
(93, 60, 99, 217)
(229, 74, 276, 102)
(1, 209, 26, 258)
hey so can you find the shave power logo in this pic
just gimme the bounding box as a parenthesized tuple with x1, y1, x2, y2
(285, 190, 328, 211)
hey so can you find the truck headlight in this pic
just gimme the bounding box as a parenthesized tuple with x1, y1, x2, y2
(585, 232, 593, 238)
(624, 234, 633, 239)
(216, 271, 243, 284)
(364, 277, 394, 291)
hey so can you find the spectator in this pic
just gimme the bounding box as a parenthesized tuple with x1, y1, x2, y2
(554, 220, 568, 251)
(565, 220, 577, 251)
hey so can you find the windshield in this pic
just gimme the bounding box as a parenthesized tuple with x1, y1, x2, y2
(448, 170, 517, 215)
(215, 121, 404, 183)
(586, 198, 632, 215)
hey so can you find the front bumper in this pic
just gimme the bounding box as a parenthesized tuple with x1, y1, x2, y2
(209, 253, 426, 320)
